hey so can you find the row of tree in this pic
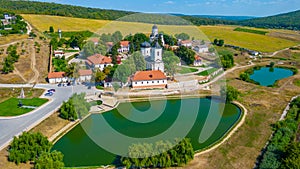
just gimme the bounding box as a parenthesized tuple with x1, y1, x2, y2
(59, 93, 91, 120)
(2, 45, 19, 74)
(258, 97, 300, 168)
(8, 132, 64, 168)
(121, 138, 194, 168)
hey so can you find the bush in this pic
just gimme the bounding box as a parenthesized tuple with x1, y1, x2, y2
(8, 132, 52, 164)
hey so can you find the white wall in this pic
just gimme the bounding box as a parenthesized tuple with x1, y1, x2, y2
(132, 79, 167, 88)
(95, 64, 113, 71)
(79, 75, 92, 82)
(48, 77, 68, 84)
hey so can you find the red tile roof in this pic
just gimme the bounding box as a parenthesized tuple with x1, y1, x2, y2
(87, 54, 112, 65)
(90, 38, 99, 43)
(132, 70, 167, 81)
(120, 41, 130, 47)
(48, 72, 65, 79)
(194, 55, 202, 61)
(180, 40, 192, 44)
(78, 69, 93, 76)
(106, 42, 114, 46)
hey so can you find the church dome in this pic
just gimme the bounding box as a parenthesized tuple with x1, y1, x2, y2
(141, 41, 151, 48)
(152, 24, 158, 30)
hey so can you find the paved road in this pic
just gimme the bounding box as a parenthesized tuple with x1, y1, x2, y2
(0, 83, 98, 151)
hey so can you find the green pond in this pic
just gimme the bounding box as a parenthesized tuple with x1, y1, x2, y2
(52, 97, 242, 167)
(250, 67, 293, 86)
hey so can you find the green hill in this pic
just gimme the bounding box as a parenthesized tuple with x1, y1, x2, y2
(0, 0, 234, 26)
(240, 10, 300, 30)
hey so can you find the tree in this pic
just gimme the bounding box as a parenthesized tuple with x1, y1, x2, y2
(113, 63, 132, 83)
(49, 26, 54, 33)
(100, 33, 112, 43)
(163, 51, 180, 77)
(163, 34, 177, 46)
(213, 39, 225, 46)
(219, 39, 224, 46)
(112, 31, 123, 44)
(239, 72, 250, 81)
(282, 142, 300, 169)
(121, 138, 194, 168)
(220, 54, 234, 69)
(34, 151, 64, 169)
(175, 33, 190, 40)
(2, 56, 14, 73)
(110, 42, 120, 64)
(220, 85, 240, 103)
(132, 51, 146, 71)
(83, 41, 106, 57)
(8, 132, 52, 164)
(94, 70, 106, 83)
(59, 100, 77, 121)
(175, 46, 195, 65)
(50, 38, 58, 50)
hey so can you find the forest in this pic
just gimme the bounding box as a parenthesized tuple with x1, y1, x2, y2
(239, 10, 300, 30)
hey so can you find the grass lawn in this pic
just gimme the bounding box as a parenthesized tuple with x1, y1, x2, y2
(177, 66, 198, 74)
(198, 67, 218, 76)
(294, 79, 300, 87)
(0, 98, 48, 116)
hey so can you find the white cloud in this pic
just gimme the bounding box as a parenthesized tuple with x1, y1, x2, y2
(164, 1, 175, 4)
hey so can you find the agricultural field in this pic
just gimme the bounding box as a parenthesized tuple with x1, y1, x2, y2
(21, 14, 207, 40)
(22, 15, 299, 53)
(200, 26, 299, 53)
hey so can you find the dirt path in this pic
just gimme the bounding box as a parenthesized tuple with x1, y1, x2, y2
(28, 42, 39, 84)
(13, 68, 27, 82)
(269, 44, 300, 57)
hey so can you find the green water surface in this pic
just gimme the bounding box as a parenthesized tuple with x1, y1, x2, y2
(52, 97, 242, 167)
(250, 67, 293, 86)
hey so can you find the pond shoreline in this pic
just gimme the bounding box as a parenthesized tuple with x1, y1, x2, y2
(50, 97, 246, 168)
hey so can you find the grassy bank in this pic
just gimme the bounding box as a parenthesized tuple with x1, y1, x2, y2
(0, 98, 48, 116)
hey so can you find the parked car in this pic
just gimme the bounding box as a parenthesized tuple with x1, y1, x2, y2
(58, 83, 62, 87)
(44, 92, 53, 96)
(48, 89, 56, 93)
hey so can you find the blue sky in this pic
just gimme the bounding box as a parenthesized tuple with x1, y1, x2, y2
(36, 0, 300, 16)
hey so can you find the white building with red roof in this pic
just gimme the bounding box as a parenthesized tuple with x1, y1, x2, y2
(86, 54, 113, 71)
(118, 41, 130, 53)
(48, 72, 68, 84)
(54, 50, 65, 58)
(194, 55, 202, 66)
(131, 70, 167, 89)
(78, 69, 93, 82)
(178, 40, 192, 48)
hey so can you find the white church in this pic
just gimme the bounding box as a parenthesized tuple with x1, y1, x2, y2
(140, 25, 165, 73)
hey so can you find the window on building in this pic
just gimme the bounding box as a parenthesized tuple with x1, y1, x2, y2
(152, 81, 154, 83)
(157, 51, 159, 56)
(141, 82, 143, 84)
(157, 81, 159, 83)
(162, 80, 164, 83)
(147, 81, 149, 84)
(135, 82, 137, 84)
